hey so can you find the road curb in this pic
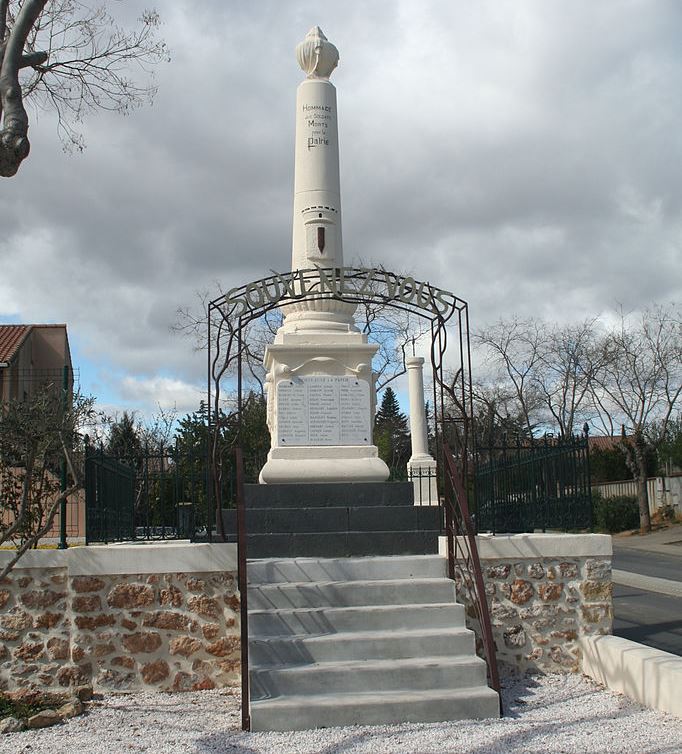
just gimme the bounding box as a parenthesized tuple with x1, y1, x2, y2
(612, 569, 682, 598)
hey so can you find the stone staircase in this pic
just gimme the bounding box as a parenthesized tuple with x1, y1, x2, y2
(247, 554, 500, 731)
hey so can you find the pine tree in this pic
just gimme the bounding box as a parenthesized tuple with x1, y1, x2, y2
(374, 387, 410, 478)
(107, 412, 143, 469)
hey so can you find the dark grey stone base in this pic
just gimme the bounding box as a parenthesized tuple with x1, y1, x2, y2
(244, 481, 414, 508)
(220, 482, 442, 558)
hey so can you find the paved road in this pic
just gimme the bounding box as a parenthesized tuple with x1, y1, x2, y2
(612, 584, 682, 656)
(612, 547, 682, 582)
(611, 542, 682, 656)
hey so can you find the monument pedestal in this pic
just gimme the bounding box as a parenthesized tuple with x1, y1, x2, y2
(260, 446, 389, 484)
(260, 334, 390, 484)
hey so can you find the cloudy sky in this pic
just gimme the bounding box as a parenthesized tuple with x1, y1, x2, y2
(1, 0, 680, 420)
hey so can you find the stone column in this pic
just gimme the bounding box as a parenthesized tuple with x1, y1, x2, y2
(281, 25, 355, 336)
(406, 356, 438, 505)
(259, 28, 389, 484)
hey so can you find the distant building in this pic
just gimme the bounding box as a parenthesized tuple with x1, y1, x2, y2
(587, 435, 630, 452)
(0, 324, 73, 403)
(0, 323, 83, 540)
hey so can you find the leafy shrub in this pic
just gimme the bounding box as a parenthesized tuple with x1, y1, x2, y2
(593, 492, 640, 533)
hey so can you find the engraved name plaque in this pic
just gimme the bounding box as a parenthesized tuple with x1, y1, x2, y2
(277, 376, 371, 446)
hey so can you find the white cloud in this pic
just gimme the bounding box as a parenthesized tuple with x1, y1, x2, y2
(117, 375, 204, 416)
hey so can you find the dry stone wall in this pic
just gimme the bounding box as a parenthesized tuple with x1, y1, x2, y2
(446, 534, 612, 673)
(0, 544, 239, 694)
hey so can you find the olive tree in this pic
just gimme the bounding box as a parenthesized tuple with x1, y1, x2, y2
(0, 385, 95, 579)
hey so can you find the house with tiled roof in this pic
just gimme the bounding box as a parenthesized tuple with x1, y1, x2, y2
(588, 434, 629, 453)
(0, 323, 83, 540)
(0, 323, 72, 403)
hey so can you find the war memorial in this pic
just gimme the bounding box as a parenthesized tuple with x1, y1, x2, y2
(11, 25, 682, 740)
(205, 28, 607, 731)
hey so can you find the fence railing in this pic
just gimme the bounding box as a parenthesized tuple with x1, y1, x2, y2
(442, 443, 502, 713)
(84, 443, 135, 544)
(407, 464, 440, 506)
(475, 434, 592, 533)
(233, 447, 250, 731)
(84, 439, 234, 544)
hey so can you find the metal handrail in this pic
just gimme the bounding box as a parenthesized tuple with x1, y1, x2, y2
(442, 442, 503, 714)
(233, 446, 250, 731)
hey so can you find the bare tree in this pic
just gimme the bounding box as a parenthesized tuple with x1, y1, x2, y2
(355, 298, 430, 391)
(473, 317, 608, 441)
(533, 318, 606, 438)
(470, 380, 533, 450)
(472, 317, 546, 439)
(590, 304, 682, 532)
(1, 1, 168, 176)
(175, 289, 281, 404)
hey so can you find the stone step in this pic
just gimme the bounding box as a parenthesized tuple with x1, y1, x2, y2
(244, 481, 414, 509)
(222, 505, 441, 535)
(246, 552, 500, 731)
(249, 686, 501, 731)
(247, 554, 447, 584)
(248, 602, 466, 636)
(250, 655, 488, 699)
(230, 530, 439, 558)
(249, 626, 475, 665)
(248, 577, 457, 610)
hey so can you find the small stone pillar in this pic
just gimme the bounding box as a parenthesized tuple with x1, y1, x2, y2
(406, 356, 438, 505)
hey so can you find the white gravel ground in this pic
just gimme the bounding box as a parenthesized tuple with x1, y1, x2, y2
(2, 674, 682, 754)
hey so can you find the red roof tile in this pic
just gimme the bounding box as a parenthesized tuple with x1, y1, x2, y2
(0, 325, 31, 364)
(588, 435, 633, 451)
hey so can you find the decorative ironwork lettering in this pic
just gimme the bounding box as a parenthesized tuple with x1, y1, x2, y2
(221, 266, 458, 320)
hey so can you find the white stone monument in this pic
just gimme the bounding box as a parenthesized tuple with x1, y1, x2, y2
(259, 28, 390, 484)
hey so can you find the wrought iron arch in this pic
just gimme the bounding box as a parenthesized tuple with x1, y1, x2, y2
(206, 266, 474, 521)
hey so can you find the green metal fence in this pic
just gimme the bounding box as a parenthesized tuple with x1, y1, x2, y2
(84, 443, 136, 544)
(83, 439, 250, 544)
(475, 434, 592, 533)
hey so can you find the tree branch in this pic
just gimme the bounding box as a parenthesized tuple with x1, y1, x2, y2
(0, 0, 9, 44)
(0, 479, 80, 582)
(0, 445, 36, 546)
(0, 0, 48, 176)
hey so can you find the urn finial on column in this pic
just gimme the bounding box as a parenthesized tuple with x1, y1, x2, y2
(296, 26, 339, 79)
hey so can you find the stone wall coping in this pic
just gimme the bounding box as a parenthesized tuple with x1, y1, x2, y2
(0, 549, 67, 569)
(439, 533, 611, 560)
(581, 635, 682, 718)
(0, 543, 238, 575)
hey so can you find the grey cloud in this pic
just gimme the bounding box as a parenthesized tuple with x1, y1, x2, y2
(1, 0, 681, 416)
